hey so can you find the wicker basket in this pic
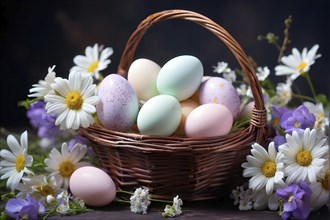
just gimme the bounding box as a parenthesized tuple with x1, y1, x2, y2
(80, 9, 268, 201)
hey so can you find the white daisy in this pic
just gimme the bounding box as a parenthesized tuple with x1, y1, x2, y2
(44, 71, 100, 130)
(309, 166, 329, 210)
(71, 43, 113, 80)
(29, 65, 56, 98)
(303, 101, 329, 134)
(16, 175, 61, 206)
(252, 188, 279, 211)
(279, 128, 328, 184)
(275, 44, 321, 81)
(242, 142, 285, 195)
(256, 66, 270, 81)
(274, 79, 292, 105)
(0, 131, 33, 190)
(44, 142, 90, 189)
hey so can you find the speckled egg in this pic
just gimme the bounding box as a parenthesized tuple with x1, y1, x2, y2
(185, 103, 233, 138)
(157, 55, 203, 101)
(199, 77, 240, 118)
(96, 74, 139, 132)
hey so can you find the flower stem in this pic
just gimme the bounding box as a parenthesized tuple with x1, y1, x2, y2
(291, 94, 315, 102)
(114, 198, 130, 204)
(116, 189, 134, 195)
(149, 198, 172, 203)
(302, 72, 317, 102)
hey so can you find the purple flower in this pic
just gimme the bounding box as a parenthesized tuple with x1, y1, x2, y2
(5, 195, 45, 220)
(275, 181, 311, 220)
(273, 135, 287, 150)
(67, 135, 95, 156)
(279, 105, 315, 134)
(27, 100, 68, 139)
(270, 106, 291, 135)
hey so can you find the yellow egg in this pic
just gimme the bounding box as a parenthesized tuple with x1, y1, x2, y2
(175, 99, 199, 136)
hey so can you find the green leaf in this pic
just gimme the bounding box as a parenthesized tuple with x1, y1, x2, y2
(315, 94, 329, 109)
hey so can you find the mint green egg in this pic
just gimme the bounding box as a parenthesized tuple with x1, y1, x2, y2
(137, 95, 181, 136)
(157, 55, 203, 101)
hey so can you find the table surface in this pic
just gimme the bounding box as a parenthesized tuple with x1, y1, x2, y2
(47, 200, 330, 220)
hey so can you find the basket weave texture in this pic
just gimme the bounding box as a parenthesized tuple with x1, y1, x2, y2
(80, 9, 268, 201)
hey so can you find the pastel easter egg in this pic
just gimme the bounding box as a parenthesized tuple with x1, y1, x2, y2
(69, 166, 116, 207)
(190, 76, 212, 103)
(127, 58, 160, 102)
(199, 77, 240, 118)
(157, 55, 203, 101)
(174, 99, 199, 136)
(137, 95, 181, 136)
(185, 103, 233, 138)
(96, 74, 139, 132)
(239, 101, 255, 118)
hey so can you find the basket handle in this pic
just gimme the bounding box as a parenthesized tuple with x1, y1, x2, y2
(117, 9, 267, 142)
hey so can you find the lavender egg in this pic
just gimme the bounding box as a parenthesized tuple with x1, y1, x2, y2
(96, 74, 139, 132)
(199, 77, 240, 118)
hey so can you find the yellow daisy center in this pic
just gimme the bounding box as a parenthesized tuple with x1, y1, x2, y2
(15, 153, 25, 172)
(296, 62, 307, 73)
(294, 121, 300, 128)
(65, 91, 83, 110)
(59, 160, 75, 178)
(261, 161, 276, 178)
(321, 170, 329, 191)
(273, 118, 279, 126)
(87, 61, 99, 73)
(295, 150, 312, 166)
(36, 185, 55, 197)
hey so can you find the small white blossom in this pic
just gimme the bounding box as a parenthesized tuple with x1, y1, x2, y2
(256, 66, 270, 81)
(56, 191, 70, 214)
(303, 101, 329, 134)
(162, 195, 183, 217)
(130, 188, 151, 214)
(274, 79, 292, 105)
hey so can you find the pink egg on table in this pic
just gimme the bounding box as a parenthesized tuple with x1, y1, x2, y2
(185, 103, 233, 138)
(69, 166, 116, 207)
(199, 77, 240, 118)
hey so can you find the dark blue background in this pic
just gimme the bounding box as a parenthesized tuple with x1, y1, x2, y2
(1, 0, 329, 127)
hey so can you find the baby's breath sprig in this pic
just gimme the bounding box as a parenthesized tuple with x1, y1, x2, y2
(117, 188, 183, 218)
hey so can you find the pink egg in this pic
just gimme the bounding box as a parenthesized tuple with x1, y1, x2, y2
(199, 77, 240, 118)
(96, 74, 139, 132)
(185, 103, 233, 138)
(69, 166, 116, 207)
(239, 101, 255, 118)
